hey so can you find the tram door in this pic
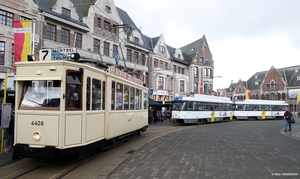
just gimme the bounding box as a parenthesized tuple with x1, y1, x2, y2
(64, 70, 83, 146)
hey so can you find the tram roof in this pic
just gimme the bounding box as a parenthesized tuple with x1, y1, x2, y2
(174, 94, 232, 104)
(234, 99, 288, 105)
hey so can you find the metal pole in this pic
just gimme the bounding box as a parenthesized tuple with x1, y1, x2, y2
(32, 18, 36, 55)
(147, 50, 152, 97)
(1, 73, 7, 154)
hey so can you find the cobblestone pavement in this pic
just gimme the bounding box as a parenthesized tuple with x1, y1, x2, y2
(109, 119, 300, 179)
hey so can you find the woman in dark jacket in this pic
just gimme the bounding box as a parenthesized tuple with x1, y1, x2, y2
(284, 107, 292, 132)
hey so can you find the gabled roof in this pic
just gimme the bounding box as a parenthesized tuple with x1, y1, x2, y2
(33, 0, 93, 29)
(166, 45, 176, 58)
(116, 7, 151, 50)
(247, 65, 300, 90)
(180, 38, 203, 64)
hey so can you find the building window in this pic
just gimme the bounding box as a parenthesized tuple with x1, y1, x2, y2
(0, 10, 13, 27)
(11, 43, 14, 67)
(105, 6, 111, 13)
(0, 41, 5, 65)
(111, 24, 117, 34)
(134, 51, 139, 63)
(93, 38, 100, 53)
(178, 54, 181, 58)
(194, 67, 198, 77)
(126, 49, 132, 61)
(268, 81, 277, 90)
(20, 16, 31, 21)
(141, 54, 146, 65)
(199, 57, 203, 63)
(46, 23, 56, 41)
(159, 45, 165, 53)
(297, 76, 300, 80)
(238, 86, 242, 92)
(181, 68, 184, 74)
(104, 20, 110, 31)
(104, 42, 110, 56)
(96, 17, 101, 28)
(180, 80, 185, 92)
(194, 83, 198, 93)
(204, 68, 207, 77)
(158, 76, 164, 89)
(62, 7, 71, 17)
(154, 59, 158, 67)
(61, 28, 70, 45)
(134, 37, 139, 43)
(160, 61, 163, 68)
(165, 62, 168, 70)
(74, 33, 82, 48)
(173, 65, 176, 73)
(202, 45, 207, 51)
(113, 45, 118, 57)
(177, 66, 180, 73)
(208, 68, 211, 78)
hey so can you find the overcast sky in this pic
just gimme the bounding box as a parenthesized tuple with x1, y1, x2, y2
(114, 0, 300, 90)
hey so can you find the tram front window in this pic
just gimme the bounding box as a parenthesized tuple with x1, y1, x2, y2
(20, 80, 61, 108)
(172, 101, 186, 111)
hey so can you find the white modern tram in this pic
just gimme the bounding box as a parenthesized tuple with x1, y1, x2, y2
(233, 99, 288, 120)
(171, 94, 233, 124)
(12, 59, 148, 161)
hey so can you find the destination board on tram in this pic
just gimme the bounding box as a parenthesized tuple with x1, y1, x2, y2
(39, 48, 77, 61)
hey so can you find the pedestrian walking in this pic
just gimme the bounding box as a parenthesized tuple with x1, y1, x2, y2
(284, 107, 293, 132)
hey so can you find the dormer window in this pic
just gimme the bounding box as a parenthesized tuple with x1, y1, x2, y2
(134, 37, 139, 43)
(178, 54, 181, 58)
(297, 76, 300, 80)
(190, 48, 195, 52)
(255, 81, 259, 85)
(238, 86, 242, 92)
(62, 7, 71, 17)
(199, 57, 203, 63)
(105, 6, 111, 13)
(159, 45, 165, 53)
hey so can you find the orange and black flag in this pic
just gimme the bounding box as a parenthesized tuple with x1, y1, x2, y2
(14, 20, 32, 71)
(246, 89, 251, 99)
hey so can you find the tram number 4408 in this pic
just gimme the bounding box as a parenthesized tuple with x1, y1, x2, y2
(31, 121, 44, 126)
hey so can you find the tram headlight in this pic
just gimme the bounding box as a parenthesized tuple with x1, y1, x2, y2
(33, 131, 41, 141)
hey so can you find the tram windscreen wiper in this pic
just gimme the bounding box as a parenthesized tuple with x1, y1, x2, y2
(28, 99, 44, 106)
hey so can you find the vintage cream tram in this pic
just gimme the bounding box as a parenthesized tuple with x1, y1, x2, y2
(12, 59, 148, 160)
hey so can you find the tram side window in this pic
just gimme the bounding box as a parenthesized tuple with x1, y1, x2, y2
(252, 105, 259, 111)
(136, 89, 140, 110)
(86, 77, 91, 110)
(102, 81, 105, 110)
(124, 85, 130, 110)
(111, 81, 115, 110)
(20, 80, 61, 108)
(246, 104, 253, 111)
(144, 92, 148, 109)
(92, 79, 101, 110)
(66, 72, 82, 109)
(186, 101, 193, 111)
(116, 82, 123, 110)
(130, 87, 135, 110)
